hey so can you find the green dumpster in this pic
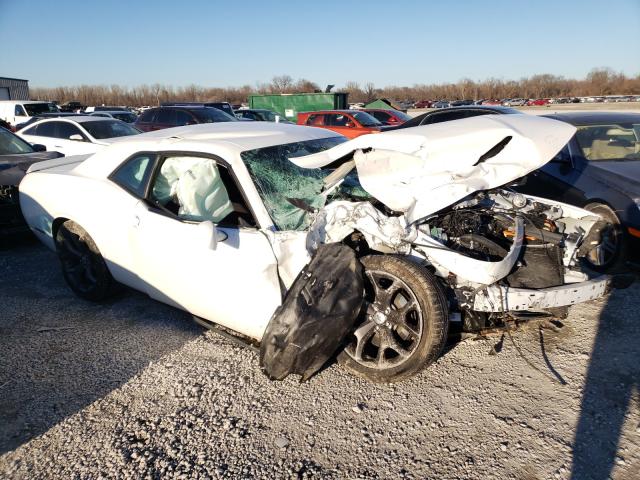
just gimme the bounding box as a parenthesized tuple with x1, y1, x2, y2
(249, 93, 349, 122)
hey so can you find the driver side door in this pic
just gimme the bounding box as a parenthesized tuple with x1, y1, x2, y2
(130, 152, 282, 340)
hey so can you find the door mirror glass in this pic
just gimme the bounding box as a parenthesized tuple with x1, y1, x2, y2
(197, 220, 227, 250)
(551, 146, 571, 163)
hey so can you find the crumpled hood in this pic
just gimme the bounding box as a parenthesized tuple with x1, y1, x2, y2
(292, 115, 576, 222)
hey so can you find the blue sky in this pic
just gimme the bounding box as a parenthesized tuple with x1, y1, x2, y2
(1, 0, 639, 88)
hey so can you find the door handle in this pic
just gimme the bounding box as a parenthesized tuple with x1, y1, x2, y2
(133, 215, 140, 227)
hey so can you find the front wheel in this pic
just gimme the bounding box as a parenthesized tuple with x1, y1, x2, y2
(583, 203, 627, 273)
(55, 220, 116, 301)
(337, 255, 449, 383)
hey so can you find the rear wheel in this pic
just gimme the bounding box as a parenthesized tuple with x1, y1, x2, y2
(583, 203, 627, 272)
(54, 220, 116, 301)
(337, 255, 449, 383)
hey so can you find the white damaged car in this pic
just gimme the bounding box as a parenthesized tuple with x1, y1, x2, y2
(19, 117, 618, 382)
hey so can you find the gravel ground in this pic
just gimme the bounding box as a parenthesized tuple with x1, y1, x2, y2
(1, 240, 638, 479)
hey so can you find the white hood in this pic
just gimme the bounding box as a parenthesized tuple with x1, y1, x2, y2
(292, 115, 576, 222)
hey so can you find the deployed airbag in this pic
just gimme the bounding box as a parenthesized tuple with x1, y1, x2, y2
(153, 157, 233, 222)
(260, 244, 364, 381)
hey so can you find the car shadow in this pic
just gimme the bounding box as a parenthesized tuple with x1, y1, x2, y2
(0, 242, 202, 455)
(570, 273, 640, 479)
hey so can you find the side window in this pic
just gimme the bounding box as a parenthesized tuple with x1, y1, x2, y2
(174, 110, 193, 126)
(22, 125, 38, 136)
(110, 154, 155, 197)
(138, 110, 156, 122)
(372, 111, 390, 122)
(56, 122, 84, 140)
(34, 122, 57, 137)
(15, 105, 27, 116)
(156, 109, 176, 125)
(149, 156, 256, 227)
(425, 110, 472, 124)
(326, 114, 353, 127)
(306, 114, 325, 126)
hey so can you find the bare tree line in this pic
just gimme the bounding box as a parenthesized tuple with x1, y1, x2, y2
(30, 68, 640, 107)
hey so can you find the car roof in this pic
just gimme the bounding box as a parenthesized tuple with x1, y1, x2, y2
(301, 110, 362, 115)
(434, 105, 522, 114)
(29, 115, 117, 124)
(542, 111, 640, 125)
(148, 105, 216, 111)
(91, 110, 133, 114)
(0, 100, 53, 104)
(37, 112, 82, 117)
(75, 122, 343, 179)
(362, 108, 402, 112)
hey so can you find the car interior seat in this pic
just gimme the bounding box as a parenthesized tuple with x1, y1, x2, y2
(589, 128, 637, 160)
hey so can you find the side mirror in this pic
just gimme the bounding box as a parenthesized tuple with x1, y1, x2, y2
(197, 220, 227, 250)
(31, 143, 47, 152)
(69, 134, 84, 141)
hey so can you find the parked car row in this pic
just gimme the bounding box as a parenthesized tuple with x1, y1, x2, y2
(407, 96, 640, 109)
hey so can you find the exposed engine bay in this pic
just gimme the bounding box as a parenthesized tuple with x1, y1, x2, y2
(305, 185, 607, 320)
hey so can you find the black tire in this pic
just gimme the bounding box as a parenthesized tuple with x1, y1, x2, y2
(583, 203, 627, 273)
(337, 255, 449, 383)
(54, 220, 116, 301)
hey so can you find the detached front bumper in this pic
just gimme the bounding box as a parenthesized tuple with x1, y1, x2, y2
(470, 276, 611, 312)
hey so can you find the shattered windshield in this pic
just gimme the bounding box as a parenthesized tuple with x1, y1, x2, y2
(241, 137, 372, 231)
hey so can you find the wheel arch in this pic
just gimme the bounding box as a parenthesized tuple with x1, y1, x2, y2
(52, 216, 70, 241)
(582, 198, 622, 221)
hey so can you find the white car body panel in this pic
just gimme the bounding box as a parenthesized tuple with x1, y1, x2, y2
(130, 201, 282, 339)
(18, 120, 607, 342)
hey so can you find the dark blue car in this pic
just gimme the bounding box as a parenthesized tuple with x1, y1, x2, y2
(518, 112, 640, 271)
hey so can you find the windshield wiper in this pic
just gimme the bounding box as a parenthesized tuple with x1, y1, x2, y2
(286, 198, 316, 213)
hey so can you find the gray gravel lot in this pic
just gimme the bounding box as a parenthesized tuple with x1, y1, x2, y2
(1, 239, 638, 479)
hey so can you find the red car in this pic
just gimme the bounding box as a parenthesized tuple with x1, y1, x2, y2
(413, 100, 433, 108)
(297, 110, 383, 139)
(361, 108, 412, 126)
(527, 98, 551, 106)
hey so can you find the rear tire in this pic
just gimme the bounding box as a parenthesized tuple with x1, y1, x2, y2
(337, 255, 449, 383)
(54, 220, 116, 301)
(583, 203, 627, 273)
